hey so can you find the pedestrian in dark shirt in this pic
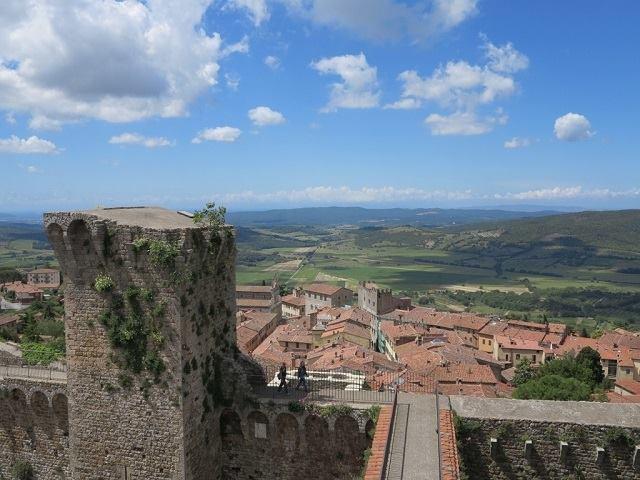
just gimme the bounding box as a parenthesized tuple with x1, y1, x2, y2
(296, 361, 308, 392)
(277, 363, 288, 393)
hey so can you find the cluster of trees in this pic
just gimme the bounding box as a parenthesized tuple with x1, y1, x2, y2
(0, 297, 65, 365)
(447, 288, 640, 326)
(513, 347, 607, 401)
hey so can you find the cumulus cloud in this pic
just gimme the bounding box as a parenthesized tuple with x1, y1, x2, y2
(109, 133, 173, 148)
(0, 135, 59, 154)
(264, 55, 281, 69)
(482, 36, 530, 73)
(390, 37, 528, 135)
(311, 53, 380, 112)
(554, 113, 594, 142)
(426, 111, 507, 136)
(504, 137, 531, 149)
(0, 1, 247, 128)
(285, 0, 477, 43)
(248, 106, 286, 126)
(192, 126, 242, 143)
(226, 0, 269, 26)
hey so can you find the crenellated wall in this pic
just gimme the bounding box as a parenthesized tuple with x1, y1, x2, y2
(0, 379, 70, 479)
(219, 401, 375, 480)
(451, 396, 640, 480)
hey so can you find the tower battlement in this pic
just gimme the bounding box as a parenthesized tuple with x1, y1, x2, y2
(43, 206, 257, 480)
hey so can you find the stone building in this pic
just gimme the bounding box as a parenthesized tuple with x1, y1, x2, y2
(26, 268, 61, 289)
(235, 278, 281, 315)
(41, 207, 261, 480)
(357, 281, 411, 316)
(303, 283, 353, 313)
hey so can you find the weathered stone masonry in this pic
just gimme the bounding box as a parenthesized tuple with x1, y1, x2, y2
(451, 396, 640, 480)
(0, 379, 69, 479)
(41, 207, 260, 480)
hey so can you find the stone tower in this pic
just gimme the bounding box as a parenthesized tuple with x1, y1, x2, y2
(45, 207, 259, 480)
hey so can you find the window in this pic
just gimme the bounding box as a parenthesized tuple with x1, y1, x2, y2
(506, 354, 509, 361)
(516, 354, 520, 360)
(532, 355, 536, 363)
(482, 339, 485, 344)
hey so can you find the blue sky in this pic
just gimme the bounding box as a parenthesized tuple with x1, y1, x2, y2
(1, 0, 639, 212)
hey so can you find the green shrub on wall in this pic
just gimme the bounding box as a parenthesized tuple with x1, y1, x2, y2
(12, 460, 34, 480)
(94, 273, 114, 292)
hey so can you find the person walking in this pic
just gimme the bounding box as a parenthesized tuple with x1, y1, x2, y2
(277, 362, 288, 393)
(296, 361, 308, 392)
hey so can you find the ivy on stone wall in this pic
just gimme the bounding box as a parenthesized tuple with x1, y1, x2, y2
(99, 283, 166, 383)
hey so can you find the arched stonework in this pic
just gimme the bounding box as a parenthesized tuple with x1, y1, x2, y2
(304, 414, 330, 450)
(30, 390, 50, 418)
(275, 413, 299, 454)
(334, 415, 363, 461)
(220, 409, 243, 441)
(51, 393, 69, 435)
(67, 219, 100, 281)
(247, 410, 269, 440)
(46, 223, 68, 270)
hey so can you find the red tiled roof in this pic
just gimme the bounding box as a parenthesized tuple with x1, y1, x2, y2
(495, 335, 543, 352)
(362, 405, 393, 480)
(236, 284, 274, 293)
(304, 283, 351, 296)
(607, 392, 640, 403)
(29, 268, 59, 274)
(599, 330, 640, 350)
(439, 409, 461, 480)
(282, 294, 306, 307)
(236, 298, 274, 308)
(434, 364, 499, 385)
(615, 379, 640, 395)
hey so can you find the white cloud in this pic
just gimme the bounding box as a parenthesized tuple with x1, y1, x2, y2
(109, 133, 173, 148)
(248, 106, 286, 126)
(16, 163, 43, 174)
(504, 137, 531, 149)
(426, 111, 507, 136)
(221, 185, 474, 205)
(554, 113, 594, 142)
(5, 112, 16, 125)
(482, 36, 529, 73)
(0, 1, 246, 128)
(226, 0, 269, 26)
(0, 135, 59, 154)
(264, 55, 281, 70)
(310, 53, 380, 112)
(391, 37, 527, 135)
(287, 0, 477, 43)
(225, 73, 241, 91)
(192, 127, 242, 143)
(383, 98, 422, 110)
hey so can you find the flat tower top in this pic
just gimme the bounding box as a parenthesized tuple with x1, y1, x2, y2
(80, 206, 196, 229)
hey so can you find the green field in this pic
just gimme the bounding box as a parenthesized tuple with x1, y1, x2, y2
(2, 210, 640, 333)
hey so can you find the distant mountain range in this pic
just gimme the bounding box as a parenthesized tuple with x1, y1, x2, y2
(226, 206, 562, 227)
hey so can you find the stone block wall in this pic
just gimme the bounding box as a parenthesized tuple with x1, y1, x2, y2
(43, 208, 260, 480)
(451, 396, 640, 480)
(0, 379, 69, 479)
(220, 402, 375, 480)
(457, 418, 640, 479)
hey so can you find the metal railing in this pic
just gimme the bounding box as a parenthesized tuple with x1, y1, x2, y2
(0, 364, 67, 382)
(248, 366, 437, 404)
(250, 366, 398, 404)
